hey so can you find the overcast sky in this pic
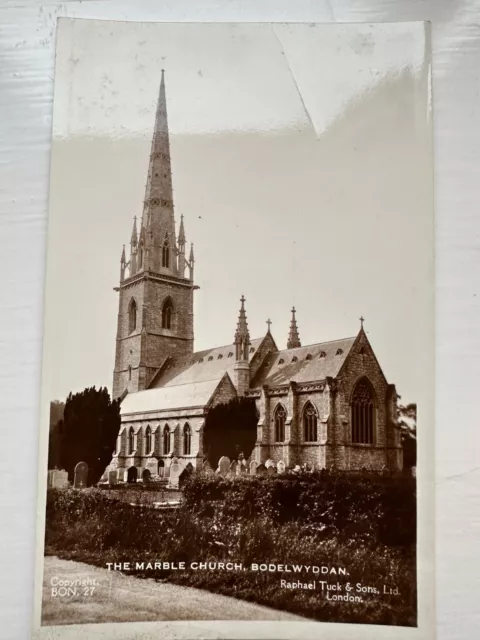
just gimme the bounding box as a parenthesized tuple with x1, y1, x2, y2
(42, 19, 432, 406)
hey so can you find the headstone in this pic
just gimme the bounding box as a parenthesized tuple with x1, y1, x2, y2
(237, 454, 247, 475)
(52, 469, 69, 489)
(217, 456, 231, 477)
(293, 465, 301, 473)
(108, 470, 118, 485)
(256, 463, 267, 476)
(202, 460, 214, 476)
(169, 457, 181, 488)
(277, 460, 286, 474)
(249, 460, 258, 476)
(267, 465, 276, 477)
(265, 459, 275, 469)
(142, 469, 151, 482)
(229, 460, 237, 477)
(74, 461, 88, 488)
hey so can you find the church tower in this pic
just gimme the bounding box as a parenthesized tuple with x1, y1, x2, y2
(112, 71, 196, 399)
(287, 306, 301, 349)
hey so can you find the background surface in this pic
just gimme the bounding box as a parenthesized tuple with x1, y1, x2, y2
(0, 1, 479, 639)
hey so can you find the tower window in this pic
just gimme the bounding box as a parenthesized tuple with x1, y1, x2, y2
(183, 423, 191, 455)
(162, 298, 173, 329)
(145, 425, 152, 454)
(303, 402, 318, 442)
(163, 424, 171, 454)
(128, 427, 135, 454)
(162, 234, 170, 268)
(274, 404, 286, 442)
(128, 299, 137, 333)
(351, 379, 375, 445)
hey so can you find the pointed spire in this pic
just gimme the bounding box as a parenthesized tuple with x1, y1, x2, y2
(178, 214, 186, 247)
(130, 216, 138, 246)
(189, 242, 195, 263)
(234, 295, 250, 361)
(141, 69, 178, 274)
(188, 242, 195, 281)
(287, 306, 301, 349)
(120, 245, 126, 281)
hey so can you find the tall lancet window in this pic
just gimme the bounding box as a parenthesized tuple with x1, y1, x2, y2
(351, 379, 375, 444)
(128, 427, 135, 454)
(183, 423, 191, 455)
(162, 298, 173, 330)
(128, 299, 137, 333)
(303, 402, 318, 442)
(162, 234, 170, 268)
(163, 425, 171, 454)
(274, 404, 286, 442)
(145, 425, 152, 455)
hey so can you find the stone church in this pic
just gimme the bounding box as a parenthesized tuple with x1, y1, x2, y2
(108, 71, 403, 481)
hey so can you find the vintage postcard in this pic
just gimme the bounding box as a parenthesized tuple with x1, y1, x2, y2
(33, 18, 434, 640)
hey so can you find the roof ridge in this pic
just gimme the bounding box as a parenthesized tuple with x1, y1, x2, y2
(276, 336, 356, 353)
(193, 336, 263, 356)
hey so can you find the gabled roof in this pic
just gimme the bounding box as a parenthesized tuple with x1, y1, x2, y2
(121, 378, 222, 416)
(149, 337, 265, 388)
(251, 336, 357, 388)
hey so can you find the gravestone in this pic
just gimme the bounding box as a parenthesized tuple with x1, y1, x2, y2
(52, 469, 69, 489)
(265, 459, 275, 469)
(229, 460, 237, 478)
(108, 470, 118, 485)
(249, 460, 258, 476)
(142, 469, 151, 482)
(74, 461, 88, 488)
(127, 466, 138, 483)
(217, 456, 231, 477)
(256, 463, 267, 476)
(277, 460, 286, 474)
(202, 460, 214, 476)
(237, 454, 247, 475)
(267, 465, 276, 477)
(169, 457, 181, 488)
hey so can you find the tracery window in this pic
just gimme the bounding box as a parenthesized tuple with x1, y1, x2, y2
(274, 404, 286, 442)
(183, 423, 191, 455)
(351, 379, 375, 444)
(145, 425, 152, 454)
(163, 425, 171, 454)
(162, 298, 173, 329)
(128, 427, 135, 454)
(303, 402, 318, 442)
(128, 299, 137, 333)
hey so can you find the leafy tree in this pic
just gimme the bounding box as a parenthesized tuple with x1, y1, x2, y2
(397, 403, 417, 468)
(203, 397, 258, 468)
(48, 386, 120, 485)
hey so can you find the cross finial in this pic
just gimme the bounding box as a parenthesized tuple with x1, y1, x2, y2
(240, 295, 245, 305)
(266, 318, 272, 332)
(360, 316, 365, 328)
(291, 306, 296, 314)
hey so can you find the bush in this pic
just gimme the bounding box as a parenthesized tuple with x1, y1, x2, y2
(44, 471, 416, 626)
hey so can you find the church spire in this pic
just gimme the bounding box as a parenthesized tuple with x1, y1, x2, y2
(178, 214, 186, 277)
(130, 216, 138, 275)
(141, 69, 178, 274)
(233, 296, 251, 396)
(120, 245, 126, 280)
(287, 306, 301, 349)
(234, 295, 250, 361)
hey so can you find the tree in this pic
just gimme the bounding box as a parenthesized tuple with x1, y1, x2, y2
(397, 403, 417, 468)
(48, 386, 120, 485)
(203, 397, 258, 468)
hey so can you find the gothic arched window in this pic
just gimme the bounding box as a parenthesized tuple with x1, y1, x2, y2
(162, 298, 173, 330)
(303, 402, 318, 442)
(128, 427, 135, 454)
(128, 299, 137, 333)
(163, 425, 171, 454)
(274, 404, 286, 442)
(183, 423, 191, 455)
(145, 425, 152, 454)
(162, 234, 170, 268)
(351, 379, 375, 444)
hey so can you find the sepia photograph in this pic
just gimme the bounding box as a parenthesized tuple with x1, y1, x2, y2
(34, 18, 434, 639)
